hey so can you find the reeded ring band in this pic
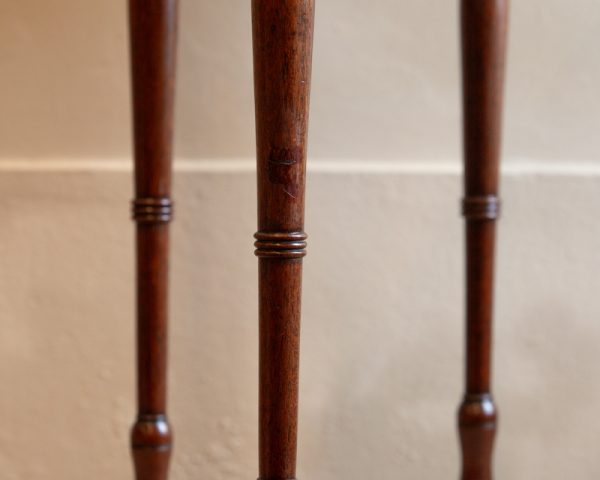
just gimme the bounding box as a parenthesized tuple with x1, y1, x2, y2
(132, 197, 173, 223)
(462, 195, 500, 220)
(254, 231, 307, 259)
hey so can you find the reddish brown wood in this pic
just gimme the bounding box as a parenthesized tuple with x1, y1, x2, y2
(458, 1, 508, 479)
(128, 0, 178, 479)
(252, 2, 315, 479)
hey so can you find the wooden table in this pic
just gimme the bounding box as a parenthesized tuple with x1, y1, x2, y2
(127, 1, 508, 479)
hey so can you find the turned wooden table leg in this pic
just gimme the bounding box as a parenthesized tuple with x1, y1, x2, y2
(128, 1, 178, 479)
(458, 1, 508, 479)
(252, 2, 315, 479)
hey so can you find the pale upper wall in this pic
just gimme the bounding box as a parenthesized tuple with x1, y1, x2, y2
(1, 0, 599, 160)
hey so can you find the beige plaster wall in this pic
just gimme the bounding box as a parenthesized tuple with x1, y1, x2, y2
(2, 170, 600, 480)
(1, 1, 600, 479)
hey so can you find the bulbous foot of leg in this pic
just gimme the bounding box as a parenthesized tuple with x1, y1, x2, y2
(458, 394, 497, 480)
(131, 414, 172, 480)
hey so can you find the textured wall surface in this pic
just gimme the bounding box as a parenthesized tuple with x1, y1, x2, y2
(1, 170, 600, 480)
(1, 0, 600, 479)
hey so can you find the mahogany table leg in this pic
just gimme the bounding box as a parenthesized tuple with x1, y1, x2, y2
(458, 1, 508, 479)
(128, 1, 178, 479)
(252, 2, 315, 479)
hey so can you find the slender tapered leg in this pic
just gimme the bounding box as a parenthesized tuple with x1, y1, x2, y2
(128, 1, 178, 479)
(252, 2, 315, 479)
(457, 1, 508, 479)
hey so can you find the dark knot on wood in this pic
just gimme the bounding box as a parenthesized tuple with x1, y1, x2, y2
(462, 195, 500, 221)
(131, 414, 172, 450)
(254, 231, 307, 259)
(132, 198, 173, 223)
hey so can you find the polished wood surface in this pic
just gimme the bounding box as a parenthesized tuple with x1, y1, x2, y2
(458, 0, 508, 479)
(252, 1, 315, 479)
(128, 0, 178, 479)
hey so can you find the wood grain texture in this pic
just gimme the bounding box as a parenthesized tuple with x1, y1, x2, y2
(129, 0, 178, 478)
(252, 2, 315, 479)
(458, 1, 508, 479)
